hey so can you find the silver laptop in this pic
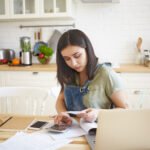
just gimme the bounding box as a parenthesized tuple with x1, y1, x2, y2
(95, 109, 150, 150)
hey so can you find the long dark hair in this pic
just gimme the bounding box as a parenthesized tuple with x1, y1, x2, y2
(56, 29, 98, 89)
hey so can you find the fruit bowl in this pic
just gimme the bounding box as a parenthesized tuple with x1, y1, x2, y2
(37, 45, 53, 64)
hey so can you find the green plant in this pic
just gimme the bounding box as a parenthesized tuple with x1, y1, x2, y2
(38, 45, 53, 64)
(21, 42, 31, 52)
(38, 45, 53, 56)
(20, 37, 31, 52)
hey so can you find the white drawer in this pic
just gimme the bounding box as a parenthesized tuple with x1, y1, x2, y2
(125, 88, 150, 108)
(5, 71, 58, 88)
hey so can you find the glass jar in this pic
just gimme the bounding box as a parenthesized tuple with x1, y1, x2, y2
(144, 55, 150, 67)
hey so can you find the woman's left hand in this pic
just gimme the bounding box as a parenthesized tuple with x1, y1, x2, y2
(77, 108, 99, 122)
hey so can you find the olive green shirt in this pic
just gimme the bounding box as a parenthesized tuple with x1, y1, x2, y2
(83, 64, 124, 109)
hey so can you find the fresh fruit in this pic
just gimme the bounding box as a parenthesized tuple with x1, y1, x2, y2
(38, 57, 50, 64)
(38, 45, 53, 57)
(39, 53, 44, 58)
(0, 59, 8, 64)
(37, 45, 53, 64)
(2, 59, 8, 64)
(12, 58, 20, 65)
(0, 60, 3, 64)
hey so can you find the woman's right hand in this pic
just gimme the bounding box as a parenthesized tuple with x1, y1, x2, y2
(77, 108, 99, 122)
(54, 112, 72, 126)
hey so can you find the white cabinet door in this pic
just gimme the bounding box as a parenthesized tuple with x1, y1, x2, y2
(0, 0, 9, 19)
(121, 73, 150, 108)
(40, 0, 74, 18)
(10, 0, 39, 18)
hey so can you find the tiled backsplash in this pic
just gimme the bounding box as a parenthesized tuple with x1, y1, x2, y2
(0, 0, 150, 64)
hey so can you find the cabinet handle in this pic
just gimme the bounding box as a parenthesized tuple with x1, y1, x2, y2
(134, 90, 143, 94)
(32, 72, 39, 75)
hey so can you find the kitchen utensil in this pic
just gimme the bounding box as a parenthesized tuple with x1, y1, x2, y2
(0, 49, 15, 61)
(135, 37, 143, 64)
(48, 29, 62, 52)
(136, 37, 142, 52)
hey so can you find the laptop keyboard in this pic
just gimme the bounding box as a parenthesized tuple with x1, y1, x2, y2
(85, 134, 96, 150)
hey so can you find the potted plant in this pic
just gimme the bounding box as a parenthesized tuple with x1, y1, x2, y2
(38, 45, 53, 64)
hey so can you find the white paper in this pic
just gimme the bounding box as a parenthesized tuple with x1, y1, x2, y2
(80, 118, 97, 134)
(0, 132, 72, 150)
(66, 111, 81, 115)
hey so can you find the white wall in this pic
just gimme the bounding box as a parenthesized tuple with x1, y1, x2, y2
(0, 0, 150, 64)
(74, 0, 150, 64)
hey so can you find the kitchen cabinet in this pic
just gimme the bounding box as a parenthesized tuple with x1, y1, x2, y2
(0, 72, 6, 86)
(0, 0, 75, 20)
(121, 73, 150, 108)
(0, 0, 38, 19)
(39, 0, 74, 18)
(4, 71, 57, 88)
(0, 0, 9, 19)
(10, 0, 39, 18)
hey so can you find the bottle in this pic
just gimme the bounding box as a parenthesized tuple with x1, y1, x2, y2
(143, 50, 148, 66)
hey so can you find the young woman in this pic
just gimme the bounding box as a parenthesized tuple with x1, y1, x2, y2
(54, 29, 128, 125)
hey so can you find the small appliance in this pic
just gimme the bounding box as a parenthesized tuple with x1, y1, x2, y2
(20, 36, 32, 65)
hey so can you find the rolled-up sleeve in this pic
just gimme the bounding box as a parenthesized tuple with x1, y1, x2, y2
(105, 67, 125, 98)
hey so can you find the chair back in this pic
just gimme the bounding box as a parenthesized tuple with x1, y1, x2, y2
(0, 87, 50, 115)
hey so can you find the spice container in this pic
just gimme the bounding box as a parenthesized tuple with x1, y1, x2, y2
(144, 56, 150, 67)
(144, 50, 150, 67)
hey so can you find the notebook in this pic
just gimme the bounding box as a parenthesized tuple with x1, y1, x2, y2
(95, 109, 150, 150)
